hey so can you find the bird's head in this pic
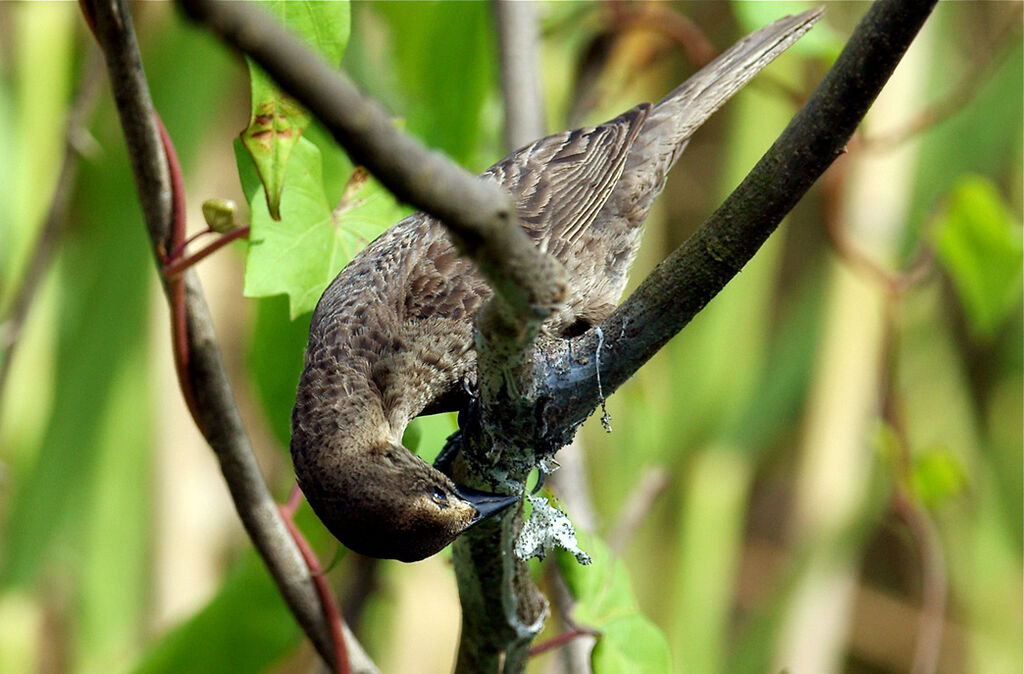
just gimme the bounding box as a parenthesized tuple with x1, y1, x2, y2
(294, 440, 520, 562)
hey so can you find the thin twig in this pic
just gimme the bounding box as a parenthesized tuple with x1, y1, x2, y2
(163, 226, 250, 280)
(611, 2, 716, 69)
(822, 161, 934, 297)
(607, 466, 671, 554)
(278, 499, 350, 674)
(494, 0, 546, 150)
(153, 115, 197, 420)
(529, 626, 601, 658)
(0, 50, 103, 416)
(892, 490, 948, 674)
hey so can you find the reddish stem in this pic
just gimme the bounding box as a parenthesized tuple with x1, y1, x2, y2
(154, 114, 199, 422)
(282, 482, 303, 518)
(278, 496, 350, 674)
(529, 626, 601, 658)
(169, 226, 214, 260)
(163, 225, 250, 280)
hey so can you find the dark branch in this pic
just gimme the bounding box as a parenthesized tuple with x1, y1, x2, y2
(452, 3, 553, 672)
(533, 0, 941, 445)
(83, 1, 377, 670)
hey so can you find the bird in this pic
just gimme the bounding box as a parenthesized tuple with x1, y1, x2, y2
(291, 8, 822, 562)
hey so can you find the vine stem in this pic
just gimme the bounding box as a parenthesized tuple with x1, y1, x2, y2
(279, 484, 350, 674)
(82, 1, 379, 669)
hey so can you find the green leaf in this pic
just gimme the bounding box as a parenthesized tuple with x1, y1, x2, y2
(247, 294, 311, 448)
(241, 0, 350, 220)
(238, 137, 403, 318)
(933, 176, 1023, 338)
(369, 1, 495, 166)
(132, 555, 301, 674)
(557, 533, 672, 673)
(910, 448, 968, 507)
(591, 615, 673, 674)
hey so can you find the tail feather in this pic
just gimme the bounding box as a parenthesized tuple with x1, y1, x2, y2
(586, 7, 823, 308)
(630, 7, 823, 179)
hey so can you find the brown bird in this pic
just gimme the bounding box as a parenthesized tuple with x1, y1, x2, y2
(291, 9, 822, 562)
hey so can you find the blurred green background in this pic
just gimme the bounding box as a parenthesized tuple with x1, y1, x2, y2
(0, 2, 1020, 673)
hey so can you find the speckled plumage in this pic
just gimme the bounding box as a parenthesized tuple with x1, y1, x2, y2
(291, 10, 821, 562)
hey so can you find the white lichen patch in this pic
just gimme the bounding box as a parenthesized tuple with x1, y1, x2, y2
(514, 495, 592, 565)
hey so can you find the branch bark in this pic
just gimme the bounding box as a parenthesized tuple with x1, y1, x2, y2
(450, 4, 554, 672)
(83, 1, 376, 670)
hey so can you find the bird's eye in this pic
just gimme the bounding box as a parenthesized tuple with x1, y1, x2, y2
(431, 487, 449, 507)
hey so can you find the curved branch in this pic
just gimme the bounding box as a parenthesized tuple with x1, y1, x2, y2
(82, 1, 376, 670)
(534, 0, 941, 443)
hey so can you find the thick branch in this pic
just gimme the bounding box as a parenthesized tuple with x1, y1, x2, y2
(454, 6, 552, 673)
(178, 0, 566, 328)
(84, 1, 375, 670)
(534, 0, 941, 443)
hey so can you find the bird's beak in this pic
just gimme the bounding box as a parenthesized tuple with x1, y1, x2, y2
(455, 485, 521, 523)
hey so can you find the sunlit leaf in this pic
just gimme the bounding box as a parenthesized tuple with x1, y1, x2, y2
(239, 137, 403, 318)
(591, 614, 673, 674)
(934, 175, 1023, 338)
(557, 533, 672, 673)
(241, 0, 350, 219)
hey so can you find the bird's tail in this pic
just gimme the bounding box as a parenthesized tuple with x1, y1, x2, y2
(627, 7, 823, 183)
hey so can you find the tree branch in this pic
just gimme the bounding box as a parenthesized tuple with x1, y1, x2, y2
(533, 0, 941, 448)
(450, 4, 554, 672)
(82, 1, 376, 670)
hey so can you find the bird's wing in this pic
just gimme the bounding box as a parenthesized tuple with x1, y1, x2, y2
(485, 103, 651, 251)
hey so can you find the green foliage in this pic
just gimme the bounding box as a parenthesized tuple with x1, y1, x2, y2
(240, 0, 350, 220)
(910, 449, 968, 507)
(132, 555, 302, 674)
(239, 136, 405, 318)
(234, 1, 408, 319)
(934, 175, 1023, 338)
(558, 534, 673, 673)
(369, 1, 497, 167)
